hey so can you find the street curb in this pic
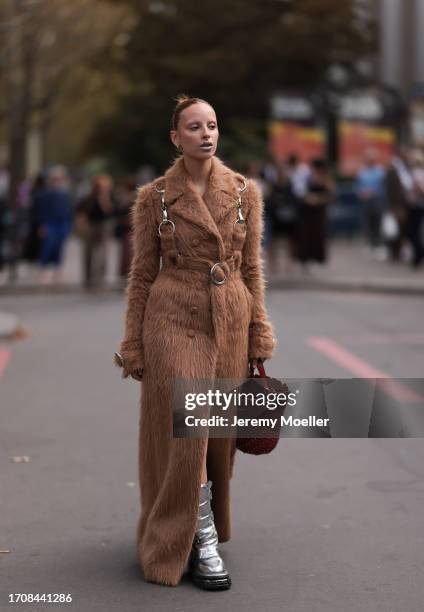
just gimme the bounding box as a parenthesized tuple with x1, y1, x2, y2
(0, 284, 125, 297)
(0, 312, 20, 339)
(1, 279, 424, 297)
(267, 278, 424, 296)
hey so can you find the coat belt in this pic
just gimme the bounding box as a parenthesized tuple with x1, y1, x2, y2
(163, 254, 240, 285)
(161, 254, 242, 346)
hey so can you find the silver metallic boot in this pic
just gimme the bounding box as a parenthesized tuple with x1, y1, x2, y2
(189, 480, 231, 590)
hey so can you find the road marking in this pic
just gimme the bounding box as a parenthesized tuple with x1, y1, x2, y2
(307, 336, 424, 403)
(0, 346, 11, 377)
(333, 333, 424, 345)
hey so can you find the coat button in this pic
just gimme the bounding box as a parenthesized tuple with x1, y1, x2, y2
(191, 238, 200, 247)
(187, 329, 195, 338)
(190, 306, 198, 315)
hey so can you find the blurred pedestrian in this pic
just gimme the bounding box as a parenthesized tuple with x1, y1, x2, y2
(385, 147, 413, 261)
(0, 166, 8, 278)
(286, 153, 311, 200)
(407, 149, 424, 269)
(22, 173, 46, 265)
(76, 174, 116, 289)
(114, 177, 137, 279)
(245, 160, 268, 196)
(356, 149, 386, 254)
(265, 161, 297, 273)
(262, 153, 278, 185)
(245, 160, 270, 247)
(36, 166, 73, 284)
(296, 158, 335, 268)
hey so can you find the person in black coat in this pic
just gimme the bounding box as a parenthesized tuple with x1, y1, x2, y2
(76, 174, 117, 289)
(265, 162, 298, 272)
(296, 158, 335, 267)
(114, 177, 137, 280)
(384, 149, 412, 261)
(22, 173, 46, 264)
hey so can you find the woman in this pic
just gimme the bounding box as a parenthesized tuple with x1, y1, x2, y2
(114, 95, 276, 590)
(408, 149, 424, 268)
(22, 173, 46, 267)
(296, 158, 335, 268)
(266, 161, 298, 273)
(76, 174, 116, 289)
(36, 166, 73, 284)
(114, 177, 137, 280)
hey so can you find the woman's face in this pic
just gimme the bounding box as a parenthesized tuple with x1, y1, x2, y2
(170, 102, 219, 160)
(95, 174, 113, 194)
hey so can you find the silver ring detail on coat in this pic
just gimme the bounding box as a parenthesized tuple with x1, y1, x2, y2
(158, 219, 176, 236)
(210, 262, 227, 285)
(233, 218, 246, 229)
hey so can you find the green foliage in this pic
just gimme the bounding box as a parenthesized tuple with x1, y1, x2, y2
(219, 119, 269, 172)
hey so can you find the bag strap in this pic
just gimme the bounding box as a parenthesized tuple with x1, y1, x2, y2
(154, 177, 248, 262)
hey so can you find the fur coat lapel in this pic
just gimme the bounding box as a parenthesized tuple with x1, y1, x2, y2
(160, 155, 246, 243)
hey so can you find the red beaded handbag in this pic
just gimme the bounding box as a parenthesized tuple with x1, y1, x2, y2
(235, 360, 288, 455)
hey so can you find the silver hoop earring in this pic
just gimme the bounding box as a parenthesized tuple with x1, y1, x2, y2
(177, 144, 183, 153)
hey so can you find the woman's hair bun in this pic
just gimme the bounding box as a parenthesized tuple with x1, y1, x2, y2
(175, 93, 190, 104)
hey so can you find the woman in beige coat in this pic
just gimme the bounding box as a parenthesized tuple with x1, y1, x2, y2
(114, 95, 276, 590)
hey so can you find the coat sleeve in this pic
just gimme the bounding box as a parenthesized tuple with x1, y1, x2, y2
(241, 179, 277, 360)
(117, 184, 161, 377)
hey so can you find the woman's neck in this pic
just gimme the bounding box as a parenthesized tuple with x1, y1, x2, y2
(183, 156, 212, 191)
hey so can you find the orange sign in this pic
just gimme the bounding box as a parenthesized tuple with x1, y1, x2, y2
(268, 121, 326, 162)
(338, 121, 396, 176)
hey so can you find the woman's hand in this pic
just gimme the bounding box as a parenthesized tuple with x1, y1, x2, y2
(131, 368, 144, 382)
(249, 357, 266, 369)
(114, 351, 143, 380)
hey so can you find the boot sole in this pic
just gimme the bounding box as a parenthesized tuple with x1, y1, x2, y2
(191, 573, 232, 591)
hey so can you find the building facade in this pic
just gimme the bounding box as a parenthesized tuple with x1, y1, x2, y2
(377, 0, 424, 93)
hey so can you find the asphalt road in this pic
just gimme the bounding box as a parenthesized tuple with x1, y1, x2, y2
(1, 290, 424, 611)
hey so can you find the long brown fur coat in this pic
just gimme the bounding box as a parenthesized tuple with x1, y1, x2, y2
(117, 154, 276, 586)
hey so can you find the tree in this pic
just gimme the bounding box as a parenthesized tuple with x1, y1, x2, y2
(0, 0, 129, 210)
(89, 0, 376, 170)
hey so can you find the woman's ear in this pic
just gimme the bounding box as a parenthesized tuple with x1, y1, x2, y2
(170, 130, 178, 149)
